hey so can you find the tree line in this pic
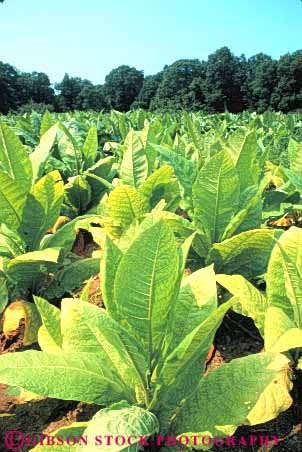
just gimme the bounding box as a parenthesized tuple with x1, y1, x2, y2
(1, 47, 302, 114)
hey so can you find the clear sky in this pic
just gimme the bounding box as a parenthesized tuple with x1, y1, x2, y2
(0, 0, 301, 85)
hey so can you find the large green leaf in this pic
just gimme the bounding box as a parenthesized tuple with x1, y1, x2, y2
(151, 299, 234, 429)
(139, 165, 174, 201)
(0, 171, 30, 231)
(266, 227, 302, 327)
(30, 123, 58, 182)
(19, 170, 64, 250)
(216, 274, 268, 335)
(227, 128, 258, 191)
(0, 121, 32, 186)
(114, 220, 179, 368)
(86, 156, 115, 199)
(40, 110, 55, 136)
(64, 175, 92, 213)
(82, 126, 98, 169)
(57, 124, 83, 176)
(288, 138, 302, 173)
(34, 296, 62, 352)
(107, 186, 149, 235)
(164, 265, 217, 356)
(174, 353, 290, 448)
(6, 248, 60, 288)
(77, 401, 159, 452)
(264, 306, 302, 352)
(193, 150, 239, 243)
(0, 224, 25, 262)
(120, 129, 148, 188)
(101, 235, 123, 318)
(0, 350, 125, 404)
(210, 229, 282, 279)
(61, 299, 148, 403)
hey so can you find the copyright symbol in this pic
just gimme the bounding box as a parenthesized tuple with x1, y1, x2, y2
(4, 430, 25, 451)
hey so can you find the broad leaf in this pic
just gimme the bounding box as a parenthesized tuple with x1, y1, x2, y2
(64, 175, 92, 213)
(164, 265, 217, 355)
(30, 123, 58, 182)
(19, 170, 64, 250)
(210, 229, 282, 279)
(101, 236, 123, 318)
(266, 227, 302, 327)
(151, 299, 234, 429)
(77, 401, 159, 452)
(174, 353, 289, 447)
(216, 274, 268, 335)
(193, 150, 239, 243)
(114, 220, 179, 367)
(83, 126, 98, 169)
(107, 186, 148, 235)
(34, 296, 62, 352)
(120, 129, 148, 188)
(61, 299, 148, 403)
(0, 121, 32, 186)
(0, 350, 125, 404)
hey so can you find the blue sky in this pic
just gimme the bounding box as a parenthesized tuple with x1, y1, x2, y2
(0, 0, 301, 84)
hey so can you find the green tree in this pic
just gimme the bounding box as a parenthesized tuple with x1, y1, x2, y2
(104, 65, 144, 112)
(271, 50, 302, 112)
(55, 74, 92, 111)
(151, 60, 205, 110)
(131, 73, 163, 110)
(245, 54, 277, 113)
(77, 84, 108, 111)
(16, 71, 54, 106)
(0, 62, 18, 113)
(205, 47, 246, 113)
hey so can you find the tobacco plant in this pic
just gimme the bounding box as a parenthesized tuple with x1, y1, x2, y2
(0, 220, 290, 451)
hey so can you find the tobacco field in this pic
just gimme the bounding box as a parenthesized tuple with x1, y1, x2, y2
(0, 109, 302, 451)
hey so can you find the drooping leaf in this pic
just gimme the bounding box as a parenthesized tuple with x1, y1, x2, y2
(210, 229, 282, 279)
(0, 171, 30, 231)
(77, 401, 159, 452)
(266, 227, 302, 327)
(64, 175, 92, 214)
(2, 300, 41, 345)
(216, 274, 268, 335)
(44, 258, 100, 299)
(174, 353, 289, 447)
(61, 299, 148, 403)
(0, 350, 125, 404)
